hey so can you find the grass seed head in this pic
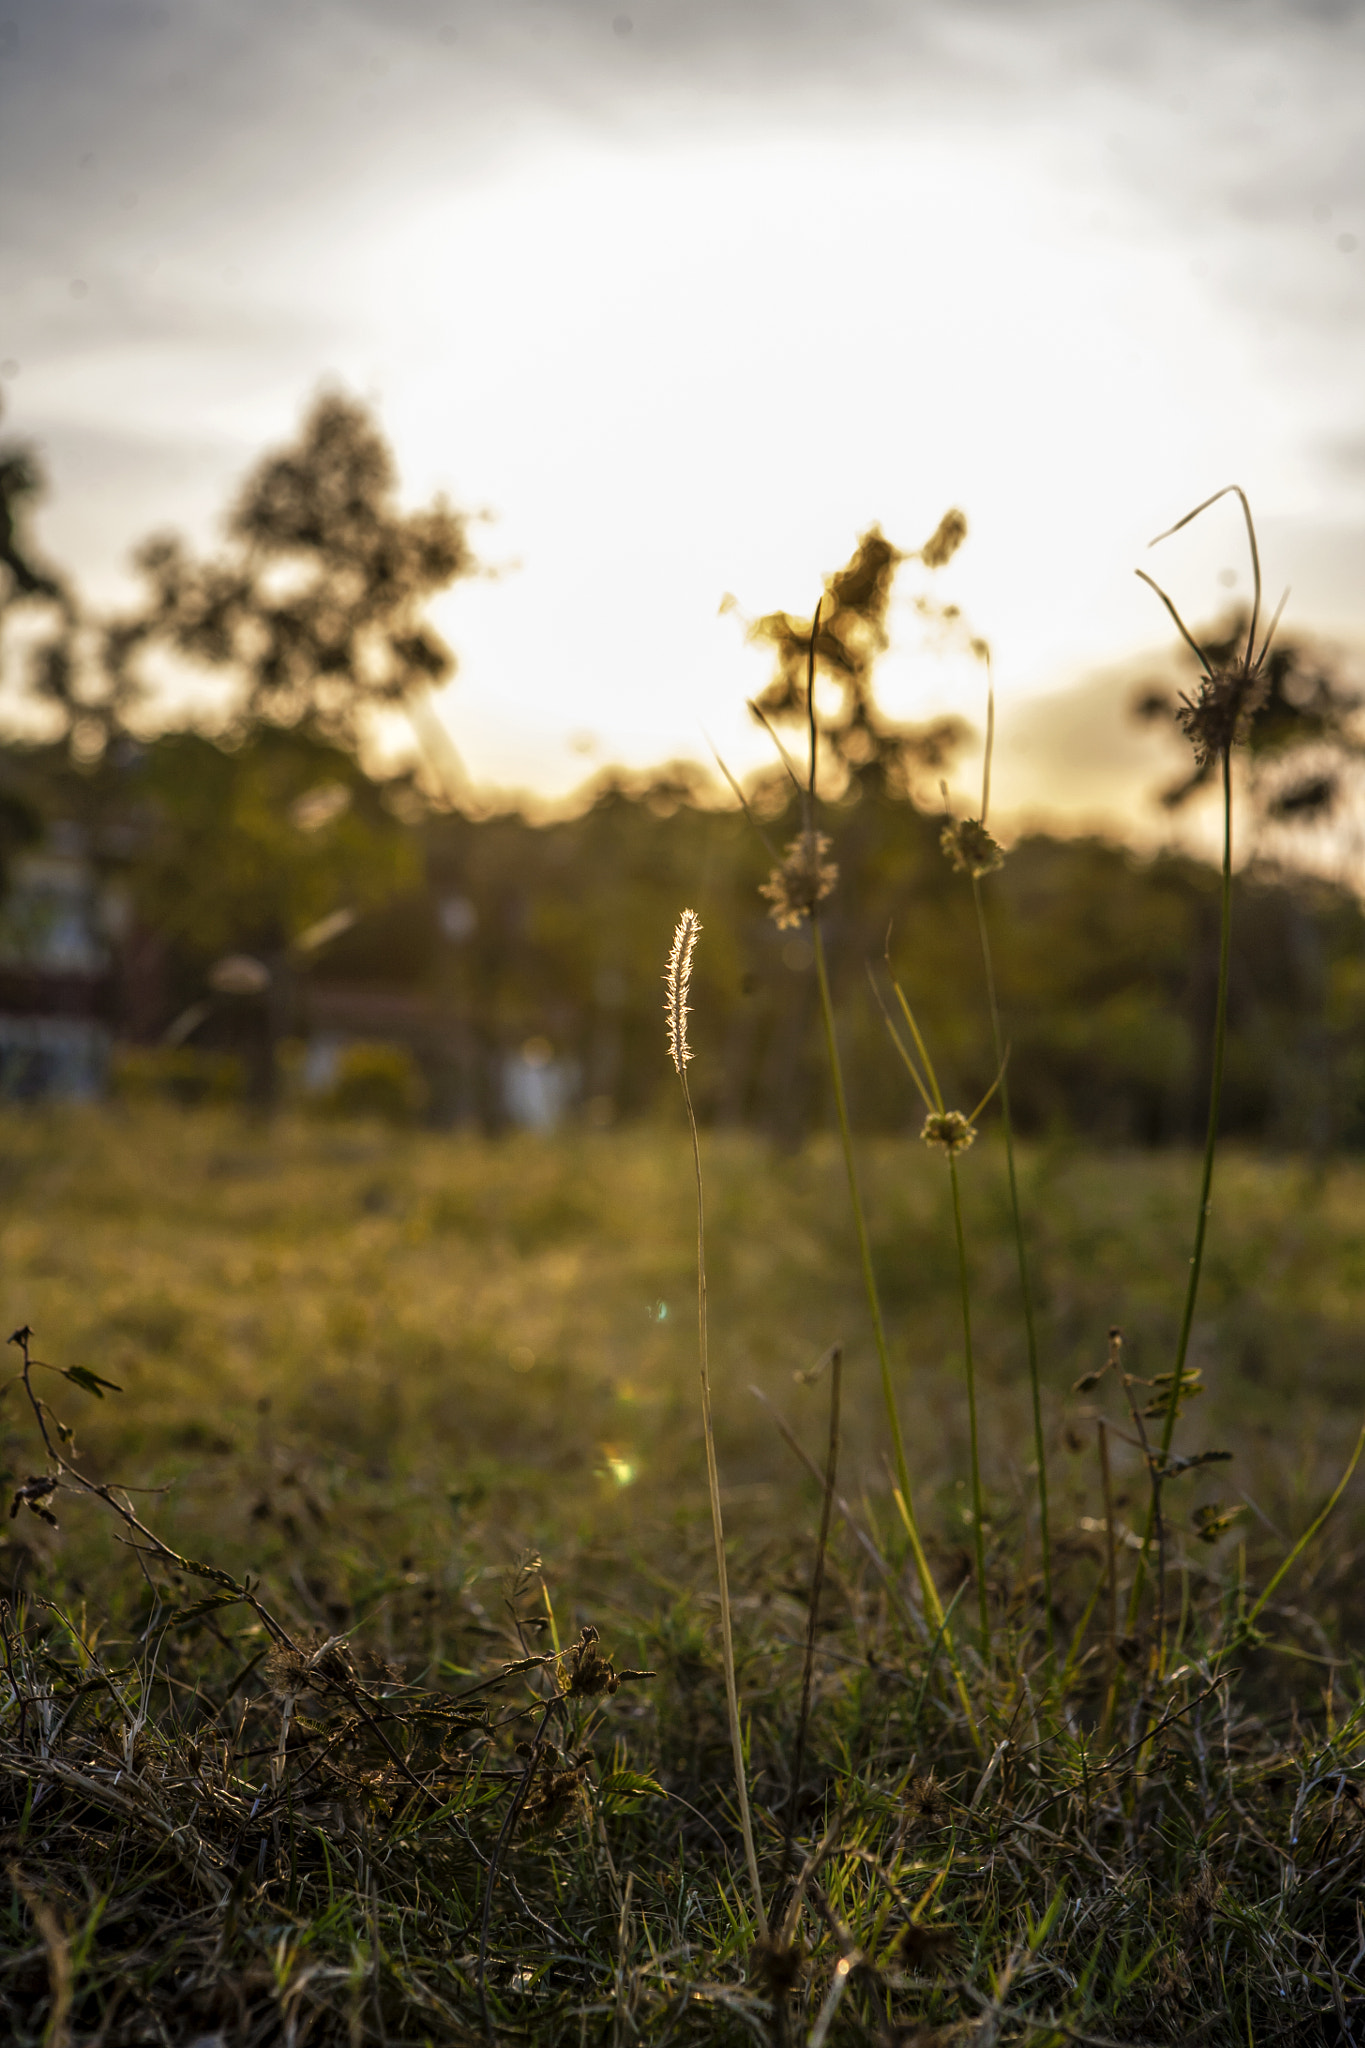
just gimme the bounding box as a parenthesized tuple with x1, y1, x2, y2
(920, 1109, 976, 1157)
(664, 908, 701, 1073)
(1176, 662, 1271, 770)
(940, 814, 1003, 878)
(903, 1770, 951, 1829)
(760, 832, 838, 929)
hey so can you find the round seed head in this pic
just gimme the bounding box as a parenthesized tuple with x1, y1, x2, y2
(760, 831, 838, 930)
(940, 815, 1003, 878)
(920, 1109, 976, 1157)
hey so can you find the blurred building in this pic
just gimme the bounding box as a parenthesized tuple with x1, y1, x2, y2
(0, 822, 119, 1100)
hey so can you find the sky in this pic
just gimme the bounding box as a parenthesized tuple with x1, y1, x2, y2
(2, 0, 1364, 840)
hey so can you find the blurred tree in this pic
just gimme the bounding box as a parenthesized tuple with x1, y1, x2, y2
(0, 419, 66, 873)
(125, 725, 419, 965)
(107, 391, 477, 752)
(1, 390, 478, 766)
(743, 514, 977, 799)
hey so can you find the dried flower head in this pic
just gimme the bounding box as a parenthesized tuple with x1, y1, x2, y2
(940, 815, 1003, 878)
(1138, 485, 1287, 773)
(1175, 664, 1270, 770)
(517, 1741, 591, 1835)
(558, 1624, 654, 1700)
(921, 1110, 976, 1157)
(902, 1771, 951, 1828)
(1175, 1864, 1223, 1936)
(760, 832, 838, 929)
(664, 909, 701, 1073)
(264, 1634, 355, 1698)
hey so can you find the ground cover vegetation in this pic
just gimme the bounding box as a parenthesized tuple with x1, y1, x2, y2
(3, 410, 1365, 2040)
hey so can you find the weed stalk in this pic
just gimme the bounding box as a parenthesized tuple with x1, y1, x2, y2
(966, 678, 1052, 1651)
(665, 910, 767, 1939)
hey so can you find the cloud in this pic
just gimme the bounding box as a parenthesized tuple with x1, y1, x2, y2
(3, 0, 1364, 801)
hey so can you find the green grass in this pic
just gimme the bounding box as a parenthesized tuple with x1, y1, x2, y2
(3, 1107, 1365, 2043)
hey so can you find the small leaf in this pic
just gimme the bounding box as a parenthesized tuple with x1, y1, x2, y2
(163, 1591, 246, 1631)
(63, 1365, 123, 1399)
(1143, 1383, 1204, 1418)
(1193, 1501, 1246, 1544)
(1071, 1370, 1103, 1394)
(597, 1769, 666, 1812)
(1163, 1449, 1233, 1477)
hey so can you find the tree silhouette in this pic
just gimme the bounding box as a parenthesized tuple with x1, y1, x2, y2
(1, 390, 477, 763)
(744, 513, 976, 800)
(109, 391, 477, 749)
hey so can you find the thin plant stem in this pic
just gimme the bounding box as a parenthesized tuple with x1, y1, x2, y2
(1128, 746, 1233, 1630)
(1098, 1419, 1118, 1745)
(947, 1154, 990, 1656)
(780, 1346, 842, 1897)
(678, 1061, 768, 1939)
(1165, 744, 1234, 1463)
(812, 933, 927, 1613)
(811, 925, 978, 1740)
(1244, 1419, 1365, 1630)
(873, 957, 1003, 1665)
(971, 874, 1052, 1655)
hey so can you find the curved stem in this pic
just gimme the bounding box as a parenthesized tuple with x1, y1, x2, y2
(971, 875, 1052, 1656)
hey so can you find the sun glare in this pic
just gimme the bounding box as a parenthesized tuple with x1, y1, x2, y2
(321, 130, 1282, 796)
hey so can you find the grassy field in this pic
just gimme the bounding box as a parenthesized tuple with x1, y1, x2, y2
(3, 1106, 1365, 2043)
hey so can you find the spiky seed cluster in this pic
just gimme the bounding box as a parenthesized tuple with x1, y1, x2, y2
(902, 1771, 950, 1828)
(1176, 664, 1270, 770)
(921, 1109, 977, 1157)
(665, 909, 701, 1074)
(264, 1635, 355, 1697)
(760, 832, 838, 930)
(557, 1624, 655, 1700)
(940, 816, 1004, 879)
(516, 1741, 591, 1835)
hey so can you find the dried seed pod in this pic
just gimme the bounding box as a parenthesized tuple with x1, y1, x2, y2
(920, 1109, 976, 1157)
(760, 832, 838, 929)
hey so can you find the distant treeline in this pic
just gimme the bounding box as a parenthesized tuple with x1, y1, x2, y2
(405, 771, 1364, 1148)
(0, 726, 1361, 1144)
(3, 388, 1361, 1143)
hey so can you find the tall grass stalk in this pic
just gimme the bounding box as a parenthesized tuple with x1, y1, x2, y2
(787, 610, 967, 1710)
(876, 969, 998, 1660)
(968, 682, 1052, 1651)
(1124, 736, 1231, 1636)
(812, 925, 979, 1734)
(1160, 741, 1232, 1475)
(1127, 484, 1284, 1631)
(665, 909, 767, 1939)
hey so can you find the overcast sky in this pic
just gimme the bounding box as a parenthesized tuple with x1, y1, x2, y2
(2, 0, 1364, 823)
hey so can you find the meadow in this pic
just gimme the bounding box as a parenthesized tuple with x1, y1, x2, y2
(4, 486, 1365, 2044)
(2, 1104, 1364, 2043)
